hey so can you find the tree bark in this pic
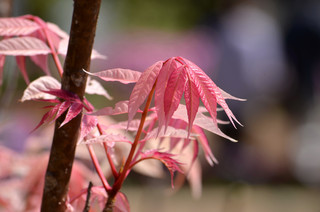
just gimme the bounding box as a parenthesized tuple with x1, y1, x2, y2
(41, 0, 101, 211)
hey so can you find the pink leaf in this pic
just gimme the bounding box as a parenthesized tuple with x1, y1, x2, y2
(83, 97, 95, 112)
(109, 116, 154, 132)
(186, 64, 218, 125)
(128, 61, 163, 126)
(69, 186, 108, 211)
(182, 57, 241, 128)
(60, 103, 83, 127)
(0, 37, 51, 56)
(172, 104, 237, 142)
(193, 112, 237, 142)
(79, 115, 98, 142)
(114, 192, 130, 212)
(83, 68, 141, 84)
(139, 150, 183, 188)
(0, 17, 40, 36)
(69, 188, 129, 212)
(163, 65, 187, 130)
(85, 78, 113, 100)
(154, 58, 178, 133)
(42, 89, 78, 101)
(55, 101, 72, 120)
(190, 139, 199, 167)
(88, 100, 129, 116)
(21, 76, 61, 102)
(30, 54, 50, 75)
(184, 70, 200, 134)
(219, 87, 246, 101)
(192, 126, 218, 166)
(145, 126, 195, 141)
(79, 133, 131, 145)
(0, 55, 5, 85)
(30, 103, 61, 133)
(46, 22, 69, 39)
(185, 158, 202, 199)
(15, 56, 29, 84)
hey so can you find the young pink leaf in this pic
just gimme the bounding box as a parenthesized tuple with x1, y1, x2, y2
(79, 115, 98, 143)
(60, 103, 83, 127)
(128, 61, 163, 125)
(79, 133, 131, 145)
(163, 65, 187, 130)
(185, 157, 202, 199)
(69, 188, 129, 212)
(30, 103, 62, 133)
(45, 27, 63, 50)
(83, 68, 141, 84)
(21, 76, 61, 102)
(193, 112, 237, 142)
(15, 56, 29, 84)
(88, 100, 129, 116)
(0, 37, 51, 56)
(68, 186, 108, 211)
(154, 58, 178, 133)
(83, 97, 95, 112)
(219, 87, 246, 101)
(172, 104, 237, 142)
(145, 126, 196, 141)
(185, 64, 218, 125)
(108, 116, 154, 132)
(190, 139, 199, 167)
(139, 150, 183, 188)
(55, 101, 72, 120)
(42, 89, 78, 101)
(30, 54, 50, 75)
(114, 192, 130, 212)
(0, 55, 5, 85)
(0, 17, 40, 36)
(184, 70, 200, 133)
(46, 22, 69, 39)
(85, 78, 113, 100)
(182, 57, 242, 128)
(192, 126, 218, 166)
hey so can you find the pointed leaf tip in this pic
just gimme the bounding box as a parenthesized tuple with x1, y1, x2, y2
(127, 61, 163, 126)
(59, 103, 83, 128)
(83, 68, 141, 84)
(139, 150, 183, 188)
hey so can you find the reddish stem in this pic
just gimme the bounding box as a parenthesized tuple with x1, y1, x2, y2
(27, 15, 64, 77)
(103, 80, 157, 211)
(97, 123, 119, 178)
(86, 144, 111, 191)
(43, 27, 64, 77)
(131, 118, 157, 163)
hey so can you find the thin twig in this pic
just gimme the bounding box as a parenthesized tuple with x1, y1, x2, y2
(83, 181, 93, 212)
(86, 144, 111, 191)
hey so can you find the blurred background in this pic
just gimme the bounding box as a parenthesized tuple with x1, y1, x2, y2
(1, 0, 320, 211)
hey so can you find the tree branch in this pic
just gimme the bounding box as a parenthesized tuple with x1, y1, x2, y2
(40, 0, 101, 211)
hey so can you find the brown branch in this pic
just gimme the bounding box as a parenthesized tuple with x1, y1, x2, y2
(40, 0, 101, 211)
